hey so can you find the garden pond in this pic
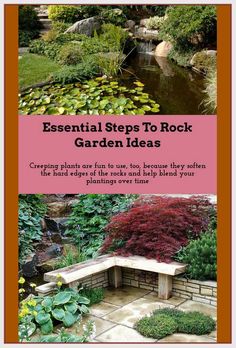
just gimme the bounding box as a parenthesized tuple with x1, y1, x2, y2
(121, 53, 206, 115)
(19, 53, 206, 115)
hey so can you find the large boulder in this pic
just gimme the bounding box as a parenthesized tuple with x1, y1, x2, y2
(22, 253, 38, 277)
(65, 16, 101, 36)
(125, 20, 136, 32)
(46, 198, 79, 218)
(155, 41, 173, 58)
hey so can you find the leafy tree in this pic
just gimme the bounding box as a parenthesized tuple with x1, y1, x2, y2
(160, 6, 217, 50)
(101, 196, 214, 262)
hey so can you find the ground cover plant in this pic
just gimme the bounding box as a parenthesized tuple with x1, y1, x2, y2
(80, 287, 104, 306)
(28, 23, 128, 74)
(101, 196, 215, 262)
(135, 308, 216, 339)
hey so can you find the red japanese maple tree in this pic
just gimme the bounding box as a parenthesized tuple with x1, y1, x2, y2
(101, 195, 215, 262)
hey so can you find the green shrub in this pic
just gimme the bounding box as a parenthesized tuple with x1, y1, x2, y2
(96, 52, 124, 77)
(80, 287, 104, 306)
(101, 8, 127, 26)
(99, 23, 128, 51)
(146, 16, 165, 30)
(18, 6, 41, 46)
(52, 56, 100, 84)
(18, 195, 47, 266)
(135, 308, 216, 339)
(135, 314, 178, 339)
(54, 32, 87, 45)
(52, 21, 72, 33)
(19, 31, 37, 47)
(176, 229, 217, 280)
(150, 6, 168, 17)
(29, 39, 62, 60)
(48, 5, 101, 23)
(48, 5, 81, 23)
(55, 249, 88, 269)
(79, 24, 128, 56)
(19, 6, 41, 31)
(152, 308, 185, 320)
(160, 5, 217, 51)
(57, 43, 83, 65)
(178, 311, 216, 335)
(168, 47, 195, 67)
(30, 32, 91, 62)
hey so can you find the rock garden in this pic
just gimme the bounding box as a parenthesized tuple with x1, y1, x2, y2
(18, 5, 217, 115)
(18, 194, 217, 342)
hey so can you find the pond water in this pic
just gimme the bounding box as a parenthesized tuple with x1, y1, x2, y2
(121, 53, 206, 115)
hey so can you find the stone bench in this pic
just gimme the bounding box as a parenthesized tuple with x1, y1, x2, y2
(40, 255, 186, 300)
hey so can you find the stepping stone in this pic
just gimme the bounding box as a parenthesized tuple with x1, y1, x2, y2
(208, 330, 217, 339)
(177, 300, 217, 319)
(103, 286, 150, 306)
(103, 297, 173, 327)
(158, 333, 216, 342)
(90, 301, 120, 317)
(143, 292, 186, 306)
(96, 324, 156, 342)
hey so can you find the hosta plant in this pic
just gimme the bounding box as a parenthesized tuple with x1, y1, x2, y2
(18, 288, 90, 340)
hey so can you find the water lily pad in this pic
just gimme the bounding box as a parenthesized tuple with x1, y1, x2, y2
(19, 79, 160, 115)
(134, 81, 145, 87)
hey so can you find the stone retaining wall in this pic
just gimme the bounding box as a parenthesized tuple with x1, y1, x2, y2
(172, 277, 217, 307)
(122, 267, 159, 291)
(121, 268, 216, 307)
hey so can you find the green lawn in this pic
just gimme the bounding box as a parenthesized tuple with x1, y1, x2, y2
(19, 53, 61, 90)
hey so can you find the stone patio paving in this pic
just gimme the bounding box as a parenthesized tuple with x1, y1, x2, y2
(67, 286, 217, 343)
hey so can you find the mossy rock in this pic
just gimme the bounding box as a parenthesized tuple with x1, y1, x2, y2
(190, 50, 216, 74)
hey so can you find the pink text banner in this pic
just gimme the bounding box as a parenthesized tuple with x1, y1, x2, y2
(19, 115, 216, 194)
